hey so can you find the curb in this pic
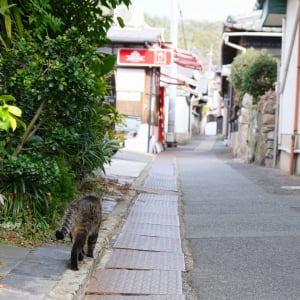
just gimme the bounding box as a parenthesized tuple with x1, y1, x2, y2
(44, 188, 138, 300)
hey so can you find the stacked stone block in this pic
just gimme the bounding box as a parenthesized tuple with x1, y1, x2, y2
(231, 90, 276, 167)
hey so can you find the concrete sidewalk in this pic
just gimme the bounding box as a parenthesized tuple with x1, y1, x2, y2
(0, 149, 153, 300)
(84, 151, 185, 299)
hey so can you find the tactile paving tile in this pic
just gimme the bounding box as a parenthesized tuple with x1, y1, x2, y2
(121, 223, 181, 238)
(86, 269, 183, 295)
(149, 166, 175, 176)
(144, 176, 177, 191)
(85, 295, 185, 300)
(131, 203, 178, 215)
(113, 233, 182, 253)
(135, 200, 178, 209)
(135, 198, 178, 207)
(137, 193, 178, 202)
(105, 249, 185, 271)
(135, 198, 178, 208)
(126, 211, 179, 226)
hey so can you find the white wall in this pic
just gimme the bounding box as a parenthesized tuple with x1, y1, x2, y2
(277, 0, 300, 174)
(279, 0, 298, 137)
(175, 95, 189, 133)
(116, 68, 145, 101)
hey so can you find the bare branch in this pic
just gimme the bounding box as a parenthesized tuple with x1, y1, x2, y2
(13, 99, 47, 156)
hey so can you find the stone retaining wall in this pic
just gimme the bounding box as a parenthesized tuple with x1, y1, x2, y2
(231, 90, 276, 167)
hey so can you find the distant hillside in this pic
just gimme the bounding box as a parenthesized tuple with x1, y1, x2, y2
(144, 15, 223, 71)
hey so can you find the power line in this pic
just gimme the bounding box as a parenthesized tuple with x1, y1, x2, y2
(178, 1, 187, 50)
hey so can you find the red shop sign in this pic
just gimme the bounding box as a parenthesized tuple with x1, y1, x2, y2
(118, 48, 173, 66)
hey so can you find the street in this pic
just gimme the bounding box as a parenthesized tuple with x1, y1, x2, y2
(14, 134, 300, 299)
(173, 135, 300, 299)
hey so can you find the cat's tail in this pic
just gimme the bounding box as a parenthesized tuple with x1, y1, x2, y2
(56, 207, 75, 240)
(55, 226, 69, 240)
(55, 218, 73, 240)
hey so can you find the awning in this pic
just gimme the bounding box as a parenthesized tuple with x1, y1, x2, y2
(161, 43, 202, 70)
(160, 73, 199, 96)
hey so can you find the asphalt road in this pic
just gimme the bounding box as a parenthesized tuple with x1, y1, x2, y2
(172, 135, 300, 300)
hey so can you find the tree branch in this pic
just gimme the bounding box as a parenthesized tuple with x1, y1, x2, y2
(13, 98, 47, 156)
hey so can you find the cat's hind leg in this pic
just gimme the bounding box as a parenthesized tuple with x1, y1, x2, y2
(70, 231, 87, 270)
(87, 233, 98, 258)
(78, 248, 85, 261)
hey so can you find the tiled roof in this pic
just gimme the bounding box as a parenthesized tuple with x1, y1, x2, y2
(224, 10, 282, 33)
(107, 26, 165, 43)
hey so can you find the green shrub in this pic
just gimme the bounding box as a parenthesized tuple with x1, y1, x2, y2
(0, 152, 60, 224)
(46, 158, 78, 227)
(0, 1, 129, 240)
(230, 48, 259, 104)
(230, 48, 278, 105)
(242, 52, 277, 102)
(0, 29, 124, 233)
(0, 27, 122, 177)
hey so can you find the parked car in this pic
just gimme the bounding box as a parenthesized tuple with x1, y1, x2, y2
(115, 115, 141, 140)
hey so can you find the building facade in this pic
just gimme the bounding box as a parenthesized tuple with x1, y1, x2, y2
(101, 5, 202, 153)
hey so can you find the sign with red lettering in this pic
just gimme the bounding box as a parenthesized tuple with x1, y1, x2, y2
(118, 48, 173, 66)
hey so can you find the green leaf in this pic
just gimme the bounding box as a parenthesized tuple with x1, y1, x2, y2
(16, 118, 26, 130)
(0, 94, 16, 103)
(4, 13, 11, 39)
(0, 121, 10, 131)
(7, 114, 17, 131)
(12, 6, 23, 36)
(0, 33, 8, 49)
(100, 55, 117, 76)
(0, 194, 5, 205)
(0, 2, 15, 15)
(116, 16, 125, 28)
(25, 135, 44, 144)
(4, 104, 22, 117)
(0, 111, 10, 131)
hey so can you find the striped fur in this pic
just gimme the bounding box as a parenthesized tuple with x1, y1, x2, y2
(55, 195, 102, 270)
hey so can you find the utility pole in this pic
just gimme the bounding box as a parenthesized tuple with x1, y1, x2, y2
(168, 0, 178, 136)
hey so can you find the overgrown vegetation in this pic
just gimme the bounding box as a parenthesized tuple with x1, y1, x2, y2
(0, 0, 130, 242)
(230, 48, 278, 105)
(0, 174, 131, 247)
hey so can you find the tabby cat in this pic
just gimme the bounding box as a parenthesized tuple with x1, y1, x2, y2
(55, 194, 102, 271)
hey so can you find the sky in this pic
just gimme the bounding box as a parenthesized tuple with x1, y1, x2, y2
(130, 0, 257, 22)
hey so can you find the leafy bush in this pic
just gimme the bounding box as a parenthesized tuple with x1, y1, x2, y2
(0, 28, 121, 178)
(242, 52, 277, 102)
(0, 28, 123, 231)
(0, 152, 60, 223)
(230, 48, 259, 104)
(230, 48, 278, 105)
(46, 158, 78, 226)
(0, 2, 129, 235)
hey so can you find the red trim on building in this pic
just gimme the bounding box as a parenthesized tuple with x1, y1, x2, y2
(161, 43, 202, 70)
(158, 87, 165, 143)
